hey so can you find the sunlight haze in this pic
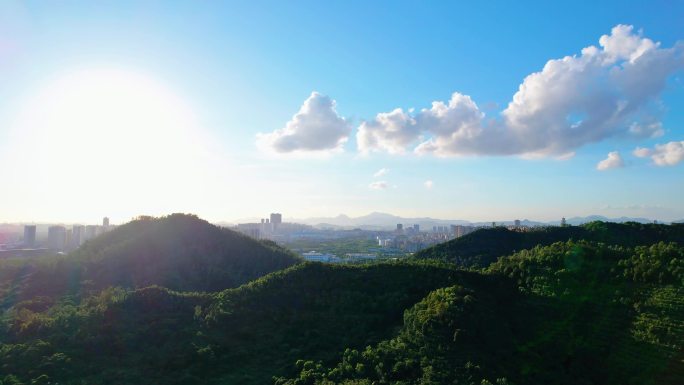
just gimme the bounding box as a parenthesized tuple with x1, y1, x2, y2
(1, 1, 683, 224)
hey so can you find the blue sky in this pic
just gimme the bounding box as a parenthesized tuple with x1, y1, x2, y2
(0, 1, 683, 223)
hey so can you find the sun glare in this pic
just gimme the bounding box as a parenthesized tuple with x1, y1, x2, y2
(6, 69, 211, 222)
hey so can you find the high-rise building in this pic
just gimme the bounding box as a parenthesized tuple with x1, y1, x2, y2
(103, 217, 110, 227)
(514, 219, 521, 227)
(270, 213, 282, 225)
(413, 224, 420, 232)
(23, 225, 36, 248)
(270, 213, 282, 232)
(561, 217, 567, 227)
(72, 225, 84, 249)
(47, 225, 67, 251)
(84, 225, 99, 242)
(246, 228, 260, 239)
(454, 225, 474, 238)
(236, 223, 261, 239)
(65, 229, 73, 250)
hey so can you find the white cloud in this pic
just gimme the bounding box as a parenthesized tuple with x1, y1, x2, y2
(369, 181, 388, 190)
(629, 121, 664, 138)
(357, 108, 418, 154)
(633, 147, 651, 158)
(414, 93, 489, 156)
(373, 168, 389, 177)
(357, 25, 684, 157)
(555, 152, 576, 161)
(634, 141, 684, 166)
(257, 92, 351, 154)
(424, 180, 433, 189)
(651, 141, 684, 166)
(596, 151, 625, 171)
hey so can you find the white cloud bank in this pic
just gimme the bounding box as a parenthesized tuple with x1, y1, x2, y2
(369, 181, 388, 190)
(357, 25, 683, 157)
(596, 151, 625, 171)
(424, 180, 434, 189)
(257, 92, 351, 154)
(633, 141, 684, 166)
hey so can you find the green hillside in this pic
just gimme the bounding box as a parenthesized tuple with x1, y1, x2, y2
(1, 217, 683, 385)
(0, 262, 473, 384)
(282, 241, 684, 385)
(0, 214, 301, 311)
(413, 221, 684, 267)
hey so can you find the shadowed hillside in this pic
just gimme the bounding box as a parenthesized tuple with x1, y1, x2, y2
(0, 262, 476, 385)
(282, 241, 684, 385)
(413, 221, 684, 267)
(0, 214, 301, 310)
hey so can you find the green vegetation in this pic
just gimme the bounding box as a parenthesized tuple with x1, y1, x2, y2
(282, 241, 684, 385)
(414, 221, 684, 267)
(285, 237, 380, 256)
(0, 262, 473, 384)
(0, 214, 301, 311)
(0, 218, 682, 384)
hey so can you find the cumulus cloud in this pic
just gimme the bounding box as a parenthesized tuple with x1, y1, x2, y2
(357, 25, 684, 157)
(257, 92, 351, 154)
(596, 151, 625, 171)
(369, 181, 388, 190)
(424, 180, 434, 189)
(357, 108, 418, 154)
(633, 147, 651, 158)
(633, 141, 684, 166)
(373, 168, 389, 177)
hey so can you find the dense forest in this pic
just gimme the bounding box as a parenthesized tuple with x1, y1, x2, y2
(281, 241, 684, 385)
(413, 221, 684, 267)
(0, 215, 682, 384)
(0, 214, 301, 312)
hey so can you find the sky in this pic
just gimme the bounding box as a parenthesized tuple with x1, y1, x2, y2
(1, 0, 683, 224)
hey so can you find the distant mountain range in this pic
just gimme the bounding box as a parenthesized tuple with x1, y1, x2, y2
(296, 212, 469, 230)
(285, 212, 664, 230)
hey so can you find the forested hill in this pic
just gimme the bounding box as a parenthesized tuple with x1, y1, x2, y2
(413, 221, 684, 267)
(1, 218, 683, 385)
(4, 241, 681, 385)
(0, 214, 301, 310)
(0, 262, 476, 384)
(283, 241, 684, 385)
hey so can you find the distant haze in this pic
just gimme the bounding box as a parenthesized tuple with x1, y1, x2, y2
(224, 212, 668, 231)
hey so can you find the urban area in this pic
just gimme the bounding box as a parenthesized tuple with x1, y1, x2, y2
(1, 213, 566, 263)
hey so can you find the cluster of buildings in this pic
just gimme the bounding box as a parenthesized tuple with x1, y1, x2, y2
(376, 223, 479, 252)
(233, 213, 571, 263)
(235, 213, 283, 240)
(20, 217, 113, 253)
(376, 219, 562, 253)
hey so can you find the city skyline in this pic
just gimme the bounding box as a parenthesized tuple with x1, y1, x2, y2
(1, 1, 683, 223)
(3, 210, 680, 228)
